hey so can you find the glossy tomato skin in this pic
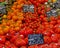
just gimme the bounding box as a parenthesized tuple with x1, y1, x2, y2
(51, 34, 59, 43)
(0, 36, 6, 44)
(19, 34, 25, 39)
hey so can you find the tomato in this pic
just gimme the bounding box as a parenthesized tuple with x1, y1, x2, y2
(49, 43, 54, 48)
(14, 38, 26, 46)
(53, 43, 59, 48)
(28, 45, 38, 48)
(50, 21, 56, 25)
(10, 35, 18, 43)
(19, 34, 25, 39)
(20, 46, 27, 48)
(0, 36, 6, 44)
(51, 34, 59, 43)
(42, 30, 52, 36)
(10, 44, 18, 48)
(0, 44, 5, 48)
(40, 15, 45, 19)
(39, 44, 49, 48)
(6, 33, 11, 40)
(20, 28, 33, 36)
(57, 20, 60, 24)
(41, 10, 46, 15)
(5, 41, 11, 46)
(24, 37, 28, 44)
(44, 36, 52, 44)
(36, 28, 43, 34)
(38, 0, 42, 3)
(41, 5, 45, 10)
(45, 0, 48, 2)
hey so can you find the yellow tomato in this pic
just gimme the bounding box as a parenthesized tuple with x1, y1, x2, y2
(3, 15, 7, 19)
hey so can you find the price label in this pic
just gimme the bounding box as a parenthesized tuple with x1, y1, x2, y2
(28, 34, 44, 45)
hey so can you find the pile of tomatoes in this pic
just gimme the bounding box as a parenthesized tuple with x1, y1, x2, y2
(0, 0, 60, 48)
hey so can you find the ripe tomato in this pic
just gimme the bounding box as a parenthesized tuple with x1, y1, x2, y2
(5, 41, 11, 46)
(44, 36, 52, 44)
(15, 38, 26, 46)
(19, 34, 25, 39)
(28, 45, 38, 48)
(0, 44, 5, 48)
(57, 20, 60, 24)
(42, 30, 52, 36)
(20, 46, 27, 48)
(10, 35, 18, 43)
(24, 37, 28, 44)
(20, 28, 33, 36)
(53, 43, 59, 48)
(51, 34, 59, 43)
(0, 36, 6, 44)
(40, 44, 49, 48)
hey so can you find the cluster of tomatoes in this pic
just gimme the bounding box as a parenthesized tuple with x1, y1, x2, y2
(0, 0, 60, 48)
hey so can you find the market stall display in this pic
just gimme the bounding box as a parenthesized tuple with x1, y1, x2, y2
(0, 0, 60, 48)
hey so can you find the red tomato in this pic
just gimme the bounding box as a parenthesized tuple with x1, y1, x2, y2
(0, 44, 5, 48)
(9, 30, 16, 35)
(39, 44, 49, 48)
(45, 0, 48, 2)
(41, 10, 45, 15)
(28, 45, 38, 48)
(40, 15, 45, 19)
(53, 43, 59, 48)
(5, 41, 11, 47)
(6, 33, 11, 40)
(55, 28, 60, 33)
(20, 28, 33, 36)
(36, 28, 43, 34)
(49, 43, 54, 48)
(0, 36, 6, 44)
(44, 36, 52, 44)
(15, 38, 26, 46)
(19, 34, 25, 39)
(10, 44, 18, 48)
(24, 37, 28, 44)
(51, 34, 59, 43)
(38, 0, 42, 3)
(57, 20, 60, 24)
(10, 35, 18, 43)
(41, 5, 45, 10)
(20, 46, 27, 48)
(42, 30, 52, 36)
